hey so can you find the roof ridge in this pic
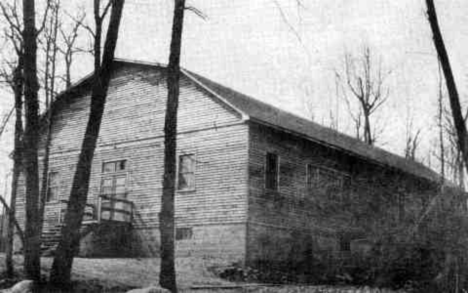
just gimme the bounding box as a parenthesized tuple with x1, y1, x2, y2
(181, 66, 440, 183)
(49, 58, 441, 183)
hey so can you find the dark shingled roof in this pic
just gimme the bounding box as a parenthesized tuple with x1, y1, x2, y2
(55, 59, 440, 183)
(182, 69, 440, 183)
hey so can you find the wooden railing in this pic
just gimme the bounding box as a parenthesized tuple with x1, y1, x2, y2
(58, 195, 133, 224)
(97, 194, 134, 223)
(59, 200, 97, 223)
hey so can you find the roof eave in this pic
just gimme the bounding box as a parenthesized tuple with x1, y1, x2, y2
(182, 69, 249, 121)
(248, 117, 438, 184)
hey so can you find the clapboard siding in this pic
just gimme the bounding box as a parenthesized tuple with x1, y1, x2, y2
(16, 63, 249, 257)
(85, 124, 249, 229)
(39, 64, 242, 154)
(245, 122, 435, 264)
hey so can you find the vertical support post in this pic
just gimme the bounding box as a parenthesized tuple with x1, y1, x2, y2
(97, 196, 102, 223)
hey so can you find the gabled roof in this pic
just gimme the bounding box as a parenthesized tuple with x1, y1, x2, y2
(182, 67, 440, 184)
(53, 59, 440, 183)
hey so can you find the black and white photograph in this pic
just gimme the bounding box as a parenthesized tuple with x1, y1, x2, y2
(0, 0, 467, 292)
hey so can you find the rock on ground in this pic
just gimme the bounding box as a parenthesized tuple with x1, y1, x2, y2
(0, 280, 35, 293)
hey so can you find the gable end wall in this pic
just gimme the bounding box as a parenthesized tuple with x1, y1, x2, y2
(15, 64, 250, 260)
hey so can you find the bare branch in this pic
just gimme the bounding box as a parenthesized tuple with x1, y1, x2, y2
(0, 2, 21, 37)
(37, 0, 53, 36)
(0, 2, 23, 54)
(99, 0, 113, 21)
(0, 194, 24, 245)
(270, 0, 313, 62)
(185, 5, 207, 20)
(64, 9, 95, 37)
(0, 106, 14, 138)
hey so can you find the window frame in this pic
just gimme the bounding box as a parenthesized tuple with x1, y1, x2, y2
(175, 227, 193, 240)
(46, 171, 60, 202)
(306, 163, 315, 190)
(339, 234, 351, 252)
(99, 159, 130, 221)
(177, 153, 196, 192)
(102, 159, 127, 174)
(99, 159, 128, 198)
(265, 152, 280, 191)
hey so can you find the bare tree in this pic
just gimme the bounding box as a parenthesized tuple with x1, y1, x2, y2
(432, 63, 466, 187)
(426, 0, 468, 175)
(58, 9, 85, 88)
(425, 3, 468, 290)
(5, 59, 23, 278)
(404, 117, 421, 161)
(0, 0, 24, 278)
(0, 62, 23, 278)
(336, 47, 391, 145)
(50, 0, 125, 287)
(37, 0, 61, 246)
(437, 65, 446, 181)
(0, 0, 53, 280)
(443, 107, 467, 188)
(21, 0, 42, 281)
(159, 1, 186, 292)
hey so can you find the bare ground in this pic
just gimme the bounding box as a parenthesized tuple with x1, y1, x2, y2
(0, 254, 234, 292)
(0, 255, 398, 292)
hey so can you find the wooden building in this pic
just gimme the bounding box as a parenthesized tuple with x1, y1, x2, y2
(15, 60, 443, 266)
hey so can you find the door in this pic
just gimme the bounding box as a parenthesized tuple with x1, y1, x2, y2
(100, 174, 128, 221)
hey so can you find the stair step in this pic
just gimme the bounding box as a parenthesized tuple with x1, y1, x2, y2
(40, 224, 63, 256)
(39, 222, 99, 256)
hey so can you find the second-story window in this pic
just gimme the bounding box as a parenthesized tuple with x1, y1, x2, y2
(265, 152, 279, 191)
(306, 164, 315, 190)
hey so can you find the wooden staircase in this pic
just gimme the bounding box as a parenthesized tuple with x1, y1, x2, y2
(40, 224, 63, 255)
(39, 196, 134, 256)
(40, 222, 100, 256)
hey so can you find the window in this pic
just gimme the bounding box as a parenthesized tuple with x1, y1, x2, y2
(265, 153, 279, 190)
(306, 164, 315, 190)
(178, 154, 195, 190)
(176, 227, 193, 240)
(100, 160, 127, 198)
(46, 172, 60, 202)
(102, 160, 126, 173)
(397, 192, 405, 221)
(339, 235, 351, 252)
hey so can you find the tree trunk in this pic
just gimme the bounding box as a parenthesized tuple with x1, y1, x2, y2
(426, 0, 468, 174)
(438, 65, 445, 182)
(49, 0, 125, 287)
(159, 1, 185, 292)
(364, 110, 372, 145)
(38, 1, 60, 243)
(6, 58, 23, 278)
(93, 0, 102, 71)
(22, 0, 42, 281)
(458, 153, 464, 189)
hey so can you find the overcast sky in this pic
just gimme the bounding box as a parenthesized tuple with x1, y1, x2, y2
(1, 0, 468, 192)
(115, 0, 468, 155)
